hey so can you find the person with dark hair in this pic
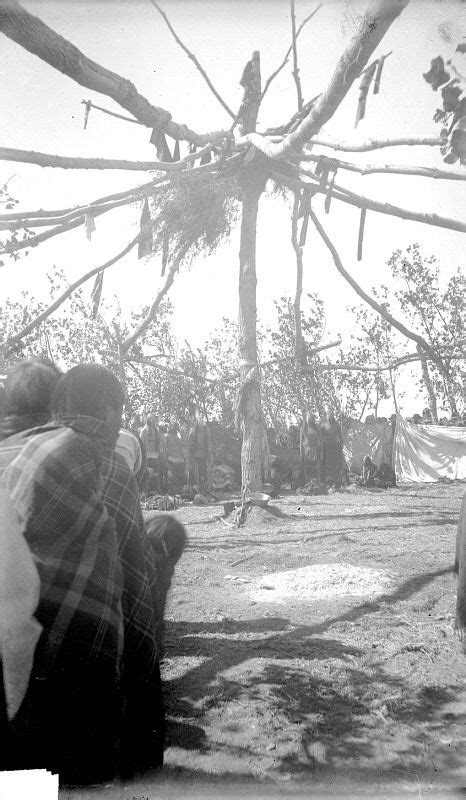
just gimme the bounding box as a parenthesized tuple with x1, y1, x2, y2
(187, 409, 212, 492)
(164, 422, 186, 493)
(299, 412, 323, 486)
(322, 411, 344, 489)
(360, 454, 377, 487)
(0, 364, 165, 783)
(51, 365, 165, 779)
(144, 513, 187, 654)
(0, 357, 61, 440)
(0, 364, 124, 784)
(140, 413, 166, 493)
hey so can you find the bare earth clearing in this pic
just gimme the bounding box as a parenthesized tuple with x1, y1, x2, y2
(63, 482, 466, 800)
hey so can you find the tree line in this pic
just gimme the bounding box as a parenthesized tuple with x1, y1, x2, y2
(1, 243, 463, 430)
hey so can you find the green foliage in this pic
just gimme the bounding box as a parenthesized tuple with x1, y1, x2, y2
(423, 50, 466, 164)
(259, 295, 341, 430)
(338, 288, 406, 419)
(388, 243, 464, 413)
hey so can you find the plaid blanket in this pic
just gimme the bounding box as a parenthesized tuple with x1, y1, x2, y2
(0, 415, 164, 775)
(0, 418, 124, 675)
(455, 490, 466, 652)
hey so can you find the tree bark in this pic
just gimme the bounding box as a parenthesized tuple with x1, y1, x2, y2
(238, 178, 265, 492)
(0, 0, 226, 146)
(417, 344, 438, 423)
(235, 51, 267, 492)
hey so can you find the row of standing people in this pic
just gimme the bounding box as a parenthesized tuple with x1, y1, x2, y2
(135, 411, 213, 494)
(0, 358, 186, 785)
(299, 411, 344, 489)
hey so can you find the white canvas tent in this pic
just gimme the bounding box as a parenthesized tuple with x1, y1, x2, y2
(343, 419, 393, 475)
(393, 415, 466, 483)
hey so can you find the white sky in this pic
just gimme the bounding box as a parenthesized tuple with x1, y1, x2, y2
(1, 0, 465, 414)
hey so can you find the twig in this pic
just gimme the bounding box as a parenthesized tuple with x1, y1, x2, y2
(290, 0, 304, 112)
(150, 0, 235, 119)
(230, 553, 256, 567)
(262, 3, 322, 99)
(80, 99, 145, 126)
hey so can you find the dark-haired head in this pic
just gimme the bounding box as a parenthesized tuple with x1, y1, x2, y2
(52, 364, 124, 437)
(4, 358, 62, 418)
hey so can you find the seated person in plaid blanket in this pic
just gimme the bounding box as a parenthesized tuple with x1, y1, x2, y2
(0, 362, 167, 784)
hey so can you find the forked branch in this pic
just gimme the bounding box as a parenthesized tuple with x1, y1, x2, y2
(309, 208, 445, 366)
(262, 3, 322, 99)
(290, 0, 304, 112)
(150, 0, 235, 119)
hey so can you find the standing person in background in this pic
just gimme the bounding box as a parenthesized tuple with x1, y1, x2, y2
(322, 411, 344, 490)
(140, 413, 164, 493)
(164, 422, 186, 493)
(187, 410, 213, 492)
(115, 426, 146, 490)
(299, 413, 324, 486)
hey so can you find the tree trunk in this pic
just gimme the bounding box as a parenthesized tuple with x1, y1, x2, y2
(238, 179, 264, 491)
(235, 51, 267, 492)
(417, 344, 438, 423)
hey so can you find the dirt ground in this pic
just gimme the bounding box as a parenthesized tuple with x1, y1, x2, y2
(62, 481, 466, 800)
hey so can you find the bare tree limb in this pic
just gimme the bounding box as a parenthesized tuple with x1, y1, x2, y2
(304, 134, 444, 152)
(290, 0, 304, 112)
(2, 234, 140, 352)
(271, 170, 466, 234)
(262, 3, 322, 99)
(0, 155, 242, 244)
(0, 0, 229, 146)
(299, 153, 466, 181)
(237, 0, 410, 157)
(0, 189, 153, 253)
(149, 0, 235, 119)
(127, 355, 219, 385)
(309, 208, 445, 366)
(237, 132, 444, 155)
(0, 177, 165, 230)
(121, 247, 187, 352)
(0, 143, 217, 172)
(312, 350, 465, 374)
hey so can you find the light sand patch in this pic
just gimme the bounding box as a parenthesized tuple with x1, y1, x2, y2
(250, 563, 395, 603)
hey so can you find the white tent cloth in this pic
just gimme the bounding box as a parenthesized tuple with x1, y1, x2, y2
(394, 415, 466, 483)
(343, 420, 393, 474)
(0, 477, 42, 719)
